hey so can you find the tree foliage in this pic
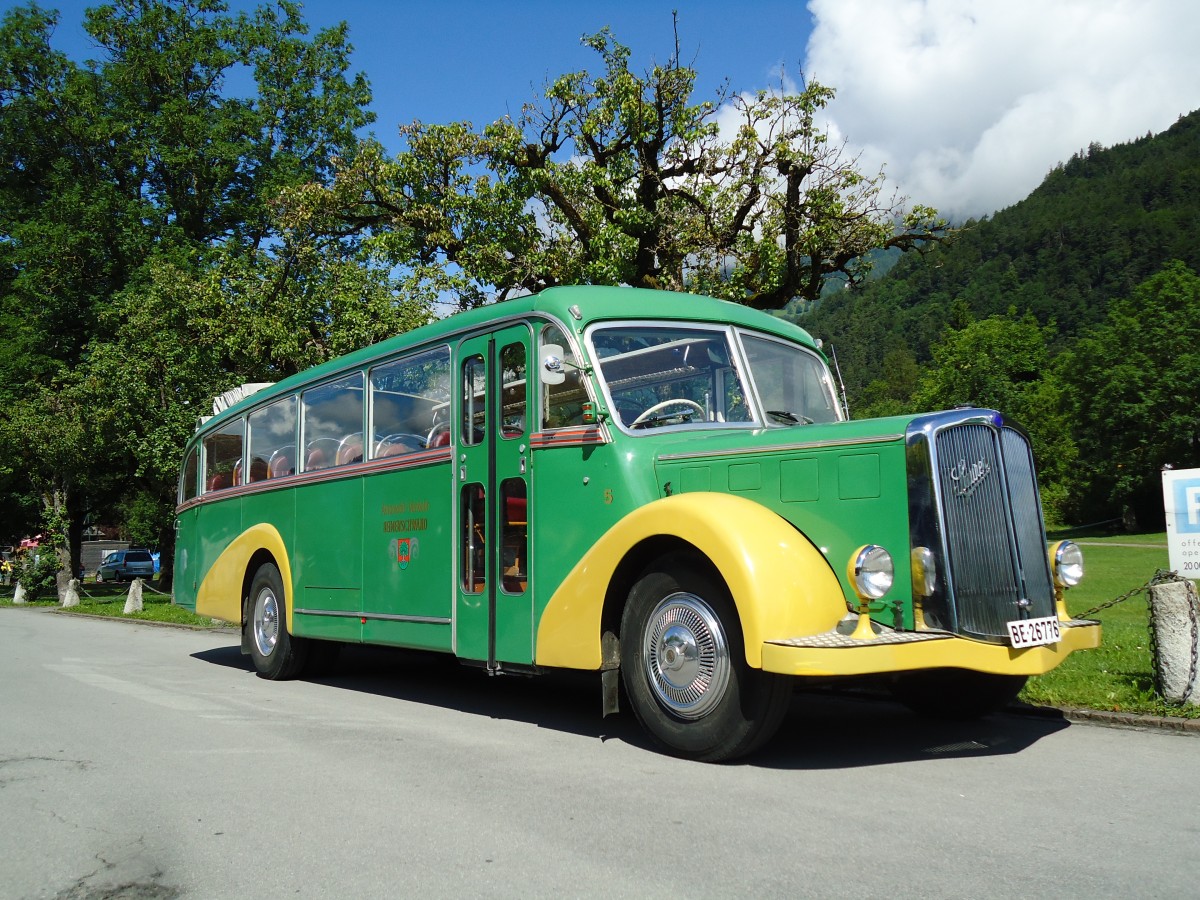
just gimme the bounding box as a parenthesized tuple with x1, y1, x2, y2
(0, 0, 403, 587)
(908, 313, 1076, 524)
(284, 27, 946, 310)
(1059, 261, 1200, 526)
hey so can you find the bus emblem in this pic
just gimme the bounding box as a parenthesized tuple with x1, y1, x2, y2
(393, 537, 417, 570)
(947, 457, 992, 499)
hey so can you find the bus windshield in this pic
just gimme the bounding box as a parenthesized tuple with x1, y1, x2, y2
(591, 324, 840, 430)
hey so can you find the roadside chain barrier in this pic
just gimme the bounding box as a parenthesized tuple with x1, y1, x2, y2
(75, 577, 171, 601)
(1072, 569, 1199, 704)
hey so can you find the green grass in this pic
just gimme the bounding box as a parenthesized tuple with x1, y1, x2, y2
(1023, 530, 1200, 718)
(0, 579, 231, 629)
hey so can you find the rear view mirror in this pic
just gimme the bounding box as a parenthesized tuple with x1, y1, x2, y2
(540, 344, 567, 385)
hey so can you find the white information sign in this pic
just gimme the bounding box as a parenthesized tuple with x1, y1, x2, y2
(1163, 467, 1200, 579)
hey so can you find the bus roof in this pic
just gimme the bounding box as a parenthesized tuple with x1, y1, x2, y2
(203, 286, 820, 426)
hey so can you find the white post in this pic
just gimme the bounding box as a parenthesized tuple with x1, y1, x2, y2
(61, 578, 80, 608)
(13, 582, 27, 604)
(124, 578, 144, 614)
(1148, 580, 1200, 706)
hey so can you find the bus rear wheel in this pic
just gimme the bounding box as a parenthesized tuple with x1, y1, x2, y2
(619, 557, 791, 762)
(247, 563, 308, 680)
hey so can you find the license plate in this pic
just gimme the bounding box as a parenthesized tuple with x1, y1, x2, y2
(1006, 615, 1061, 648)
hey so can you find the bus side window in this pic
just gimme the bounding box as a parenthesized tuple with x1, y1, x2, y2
(462, 354, 486, 446)
(248, 396, 296, 482)
(369, 346, 451, 458)
(540, 324, 585, 429)
(500, 340, 527, 438)
(180, 448, 199, 502)
(203, 418, 244, 492)
(460, 483, 486, 593)
(302, 373, 363, 471)
(500, 477, 527, 594)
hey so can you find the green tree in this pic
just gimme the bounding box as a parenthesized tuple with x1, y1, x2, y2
(911, 312, 1076, 524)
(1059, 260, 1200, 527)
(0, 0, 390, 590)
(284, 26, 947, 311)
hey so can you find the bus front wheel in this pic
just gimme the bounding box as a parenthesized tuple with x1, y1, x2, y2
(619, 557, 791, 762)
(247, 563, 308, 680)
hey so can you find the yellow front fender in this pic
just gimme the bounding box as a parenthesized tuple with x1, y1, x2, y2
(535, 493, 846, 670)
(196, 523, 293, 628)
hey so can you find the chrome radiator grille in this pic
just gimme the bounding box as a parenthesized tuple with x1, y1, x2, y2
(908, 412, 1055, 641)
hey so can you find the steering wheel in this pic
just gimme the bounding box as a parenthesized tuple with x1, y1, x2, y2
(630, 398, 705, 428)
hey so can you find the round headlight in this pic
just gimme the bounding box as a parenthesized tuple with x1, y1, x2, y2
(1051, 540, 1084, 588)
(911, 546, 936, 598)
(848, 545, 894, 600)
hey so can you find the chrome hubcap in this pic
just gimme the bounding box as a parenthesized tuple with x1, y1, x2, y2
(253, 588, 279, 658)
(643, 592, 730, 720)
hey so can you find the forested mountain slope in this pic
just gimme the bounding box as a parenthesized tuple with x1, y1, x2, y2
(798, 109, 1200, 401)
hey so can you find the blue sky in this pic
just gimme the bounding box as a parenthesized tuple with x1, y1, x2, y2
(13, 0, 1200, 220)
(34, 1, 815, 147)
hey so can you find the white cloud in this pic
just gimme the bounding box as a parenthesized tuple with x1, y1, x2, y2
(803, 0, 1200, 220)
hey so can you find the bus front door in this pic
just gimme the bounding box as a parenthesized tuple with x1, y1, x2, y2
(454, 325, 533, 669)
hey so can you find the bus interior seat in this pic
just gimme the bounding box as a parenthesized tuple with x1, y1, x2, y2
(267, 449, 293, 478)
(375, 434, 426, 457)
(336, 434, 363, 466)
(305, 447, 328, 470)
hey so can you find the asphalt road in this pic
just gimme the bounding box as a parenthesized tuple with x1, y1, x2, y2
(2, 608, 1197, 900)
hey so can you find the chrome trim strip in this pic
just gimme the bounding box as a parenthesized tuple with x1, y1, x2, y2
(365, 613, 452, 625)
(177, 447, 454, 511)
(658, 432, 903, 462)
(293, 607, 451, 626)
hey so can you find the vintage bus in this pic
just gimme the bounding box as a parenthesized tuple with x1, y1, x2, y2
(174, 285, 1100, 761)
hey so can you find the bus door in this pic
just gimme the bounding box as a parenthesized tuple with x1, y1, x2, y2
(454, 324, 533, 669)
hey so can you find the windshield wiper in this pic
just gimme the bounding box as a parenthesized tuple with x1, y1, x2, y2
(766, 409, 813, 425)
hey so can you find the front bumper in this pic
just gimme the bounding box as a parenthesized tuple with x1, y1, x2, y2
(760, 618, 1101, 677)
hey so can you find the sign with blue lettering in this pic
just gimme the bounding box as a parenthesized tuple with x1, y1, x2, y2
(1163, 468, 1200, 578)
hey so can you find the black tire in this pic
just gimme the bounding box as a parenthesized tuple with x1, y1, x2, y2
(246, 563, 308, 680)
(890, 668, 1027, 719)
(620, 555, 792, 762)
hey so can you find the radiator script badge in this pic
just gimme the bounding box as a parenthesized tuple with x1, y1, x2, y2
(947, 457, 992, 498)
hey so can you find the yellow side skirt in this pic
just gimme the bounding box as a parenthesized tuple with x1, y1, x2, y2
(760, 620, 1101, 677)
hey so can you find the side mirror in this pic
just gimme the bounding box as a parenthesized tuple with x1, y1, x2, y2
(540, 344, 567, 385)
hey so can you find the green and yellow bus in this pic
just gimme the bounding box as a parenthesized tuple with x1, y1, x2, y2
(174, 285, 1099, 760)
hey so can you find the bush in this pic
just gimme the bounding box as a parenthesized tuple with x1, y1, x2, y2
(15, 550, 59, 600)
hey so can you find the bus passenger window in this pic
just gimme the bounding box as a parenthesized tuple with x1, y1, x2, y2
(368, 346, 451, 458)
(203, 419, 243, 492)
(500, 341, 527, 439)
(460, 483, 486, 593)
(541, 324, 586, 429)
(248, 396, 296, 482)
(302, 373, 363, 471)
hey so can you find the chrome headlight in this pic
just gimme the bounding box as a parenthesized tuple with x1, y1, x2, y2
(1050, 540, 1084, 588)
(848, 545, 894, 600)
(911, 546, 936, 598)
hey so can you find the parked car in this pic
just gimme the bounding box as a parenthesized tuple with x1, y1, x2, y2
(96, 549, 155, 582)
